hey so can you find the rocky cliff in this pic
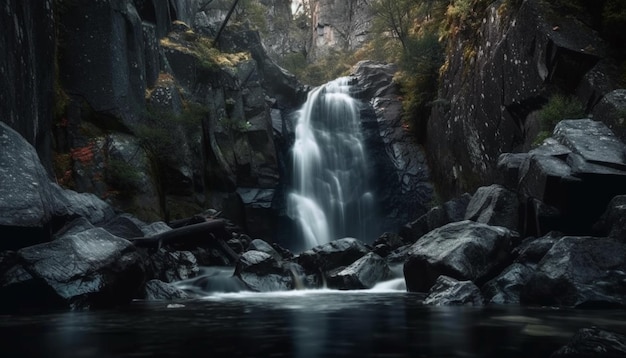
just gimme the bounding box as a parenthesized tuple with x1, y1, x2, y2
(426, 0, 626, 198)
(1, 0, 304, 236)
(309, 0, 372, 59)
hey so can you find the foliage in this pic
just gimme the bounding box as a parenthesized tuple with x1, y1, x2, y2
(160, 34, 250, 71)
(236, 0, 268, 34)
(106, 158, 142, 192)
(282, 49, 358, 87)
(538, 94, 585, 132)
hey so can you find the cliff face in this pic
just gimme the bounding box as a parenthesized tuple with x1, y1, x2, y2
(2, 0, 303, 235)
(426, 0, 623, 198)
(0, 0, 56, 175)
(309, 0, 372, 59)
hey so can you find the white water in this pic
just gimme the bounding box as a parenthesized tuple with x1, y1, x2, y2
(288, 77, 376, 248)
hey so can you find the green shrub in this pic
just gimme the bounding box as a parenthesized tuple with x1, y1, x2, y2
(106, 159, 142, 192)
(538, 94, 585, 132)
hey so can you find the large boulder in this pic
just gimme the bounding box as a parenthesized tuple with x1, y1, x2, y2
(233, 250, 294, 292)
(145, 249, 199, 283)
(521, 236, 626, 308)
(482, 263, 534, 305)
(464, 184, 520, 231)
(1, 228, 145, 310)
(143, 279, 190, 301)
(404, 220, 516, 292)
(326, 252, 391, 290)
(592, 89, 626, 143)
(551, 327, 626, 358)
(512, 232, 561, 264)
(295, 238, 370, 274)
(424, 275, 484, 306)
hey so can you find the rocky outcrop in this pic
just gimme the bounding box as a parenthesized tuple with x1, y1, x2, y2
(464, 184, 520, 231)
(503, 119, 626, 236)
(427, 0, 621, 198)
(352, 61, 434, 235)
(0, 0, 55, 174)
(309, 0, 372, 60)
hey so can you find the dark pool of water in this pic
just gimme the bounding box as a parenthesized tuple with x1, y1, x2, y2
(1, 290, 625, 358)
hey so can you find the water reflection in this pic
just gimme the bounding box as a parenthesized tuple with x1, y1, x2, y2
(1, 292, 626, 357)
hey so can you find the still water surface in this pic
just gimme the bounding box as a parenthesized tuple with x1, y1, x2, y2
(2, 289, 626, 358)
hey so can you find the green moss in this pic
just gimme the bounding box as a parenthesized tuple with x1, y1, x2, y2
(538, 94, 585, 132)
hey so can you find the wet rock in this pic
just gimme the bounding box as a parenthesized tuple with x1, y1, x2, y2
(234, 250, 293, 292)
(551, 327, 626, 358)
(295, 238, 370, 274)
(594, 195, 626, 241)
(1, 0, 56, 173)
(513, 232, 562, 264)
(143, 279, 190, 301)
(372, 232, 406, 257)
(146, 249, 199, 283)
(521, 237, 626, 308)
(404, 220, 516, 293)
(326, 252, 391, 290)
(496, 153, 530, 191)
(424, 276, 484, 306)
(4, 228, 145, 310)
(399, 193, 472, 243)
(101, 214, 146, 239)
(58, 0, 147, 127)
(465, 184, 520, 231)
(593, 89, 626, 143)
(53, 186, 116, 225)
(482, 263, 534, 305)
(247, 239, 282, 262)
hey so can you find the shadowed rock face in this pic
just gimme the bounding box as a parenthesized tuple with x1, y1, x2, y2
(426, 0, 616, 199)
(521, 236, 626, 308)
(0, 0, 55, 175)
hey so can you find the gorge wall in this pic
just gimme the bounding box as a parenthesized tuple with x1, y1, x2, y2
(426, 0, 626, 198)
(1, 0, 304, 239)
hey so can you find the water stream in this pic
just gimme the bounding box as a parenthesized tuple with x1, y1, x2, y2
(288, 77, 376, 249)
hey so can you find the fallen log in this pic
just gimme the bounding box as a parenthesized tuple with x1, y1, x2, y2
(129, 219, 228, 250)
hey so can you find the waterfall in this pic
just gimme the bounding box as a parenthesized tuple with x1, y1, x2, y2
(288, 77, 376, 249)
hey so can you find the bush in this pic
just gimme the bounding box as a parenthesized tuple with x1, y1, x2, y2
(106, 159, 141, 192)
(538, 94, 585, 132)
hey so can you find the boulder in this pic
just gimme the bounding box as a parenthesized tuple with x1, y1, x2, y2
(513, 232, 561, 264)
(247, 239, 282, 262)
(464, 184, 520, 231)
(424, 276, 484, 306)
(496, 153, 530, 190)
(233, 250, 293, 292)
(143, 279, 190, 301)
(594, 195, 626, 241)
(145, 249, 199, 283)
(399, 193, 472, 243)
(521, 237, 626, 307)
(551, 327, 626, 358)
(53, 186, 116, 225)
(0, 122, 60, 249)
(326, 252, 391, 290)
(2, 228, 145, 310)
(100, 214, 146, 239)
(295, 238, 370, 274)
(372, 232, 406, 257)
(592, 89, 626, 143)
(482, 263, 534, 305)
(404, 220, 516, 292)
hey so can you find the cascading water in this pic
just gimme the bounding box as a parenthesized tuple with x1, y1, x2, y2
(288, 77, 376, 249)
